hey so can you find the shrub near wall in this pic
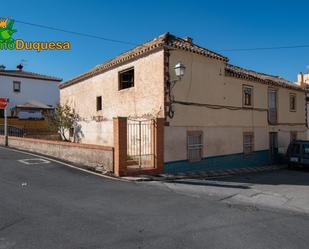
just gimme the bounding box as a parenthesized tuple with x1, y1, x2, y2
(0, 136, 114, 172)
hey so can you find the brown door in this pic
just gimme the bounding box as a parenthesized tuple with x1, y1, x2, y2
(269, 132, 278, 163)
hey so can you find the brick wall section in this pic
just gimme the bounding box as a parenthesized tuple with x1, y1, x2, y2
(0, 135, 114, 172)
(154, 118, 164, 173)
(113, 117, 127, 176)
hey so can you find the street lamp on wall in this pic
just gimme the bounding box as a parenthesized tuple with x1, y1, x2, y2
(174, 62, 186, 79)
(167, 62, 186, 119)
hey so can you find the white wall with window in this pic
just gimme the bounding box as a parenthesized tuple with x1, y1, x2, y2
(0, 75, 60, 117)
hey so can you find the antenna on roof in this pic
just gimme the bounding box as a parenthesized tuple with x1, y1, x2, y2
(16, 64, 23, 71)
(16, 59, 27, 71)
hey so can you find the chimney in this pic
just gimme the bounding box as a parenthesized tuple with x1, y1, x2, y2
(16, 64, 23, 71)
(183, 37, 193, 43)
(0, 65, 6, 71)
(298, 72, 304, 83)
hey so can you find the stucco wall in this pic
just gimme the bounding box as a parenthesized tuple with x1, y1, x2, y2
(60, 50, 165, 146)
(165, 49, 307, 163)
(0, 136, 114, 172)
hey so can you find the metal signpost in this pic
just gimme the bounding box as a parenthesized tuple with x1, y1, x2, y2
(0, 98, 9, 146)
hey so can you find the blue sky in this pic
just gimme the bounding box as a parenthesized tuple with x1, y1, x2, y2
(1, 0, 308, 82)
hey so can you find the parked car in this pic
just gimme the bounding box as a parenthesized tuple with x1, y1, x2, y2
(286, 140, 309, 168)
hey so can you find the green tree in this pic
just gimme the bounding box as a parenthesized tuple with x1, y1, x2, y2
(46, 104, 79, 141)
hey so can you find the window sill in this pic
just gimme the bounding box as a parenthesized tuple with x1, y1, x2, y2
(118, 87, 134, 92)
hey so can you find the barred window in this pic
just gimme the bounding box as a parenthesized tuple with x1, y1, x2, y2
(268, 89, 277, 124)
(187, 131, 203, 162)
(243, 132, 254, 154)
(289, 93, 296, 111)
(243, 85, 253, 107)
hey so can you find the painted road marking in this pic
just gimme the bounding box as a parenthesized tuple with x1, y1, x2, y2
(0, 147, 127, 182)
(18, 158, 50, 165)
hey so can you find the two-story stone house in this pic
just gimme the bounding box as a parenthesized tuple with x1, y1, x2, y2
(60, 33, 307, 174)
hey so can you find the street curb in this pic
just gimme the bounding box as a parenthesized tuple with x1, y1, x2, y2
(122, 165, 288, 182)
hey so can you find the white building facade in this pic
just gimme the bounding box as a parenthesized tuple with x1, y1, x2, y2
(0, 65, 61, 119)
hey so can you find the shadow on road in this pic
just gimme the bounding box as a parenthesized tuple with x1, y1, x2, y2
(206, 168, 309, 187)
(167, 180, 250, 189)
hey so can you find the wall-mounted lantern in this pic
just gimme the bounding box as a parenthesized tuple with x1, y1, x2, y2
(167, 62, 186, 119)
(174, 62, 186, 79)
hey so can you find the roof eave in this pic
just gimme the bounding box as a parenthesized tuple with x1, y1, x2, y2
(0, 72, 62, 82)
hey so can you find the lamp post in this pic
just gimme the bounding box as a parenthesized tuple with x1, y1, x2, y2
(174, 62, 186, 79)
(167, 62, 186, 118)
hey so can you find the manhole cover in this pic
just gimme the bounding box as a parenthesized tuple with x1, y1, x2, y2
(18, 158, 50, 165)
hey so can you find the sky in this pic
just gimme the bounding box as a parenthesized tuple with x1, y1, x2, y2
(1, 0, 308, 82)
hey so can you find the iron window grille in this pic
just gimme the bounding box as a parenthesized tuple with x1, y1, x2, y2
(187, 131, 203, 162)
(243, 132, 254, 154)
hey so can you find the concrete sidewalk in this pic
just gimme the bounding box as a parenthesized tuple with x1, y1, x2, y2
(147, 169, 309, 215)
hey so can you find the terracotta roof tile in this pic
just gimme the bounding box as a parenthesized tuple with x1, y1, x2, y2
(60, 33, 228, 89)
(225, 64, 304, 91)
(0, 70, 62, 82)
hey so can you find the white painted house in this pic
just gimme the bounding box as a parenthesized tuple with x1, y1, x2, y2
(0, 64, 62, 119)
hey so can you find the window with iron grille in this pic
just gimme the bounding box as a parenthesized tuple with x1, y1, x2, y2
(119, 68, 134, 90)
(289, 93, 296, 112)
(243, 132, 254, 154)
(187, 131, 203, 162)
(243, 85, 253, 107)
(268, 89, 277, 124)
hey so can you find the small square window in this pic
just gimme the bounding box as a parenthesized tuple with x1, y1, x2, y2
(13, 81, 21, 93)
(289, 93, 296, 111)
(119, 68, 134, 90)
(96, 96, 102, 111)
(187, 131, 203, 162)
(243, 132, 254, 154)
(243, 85, 253, 107)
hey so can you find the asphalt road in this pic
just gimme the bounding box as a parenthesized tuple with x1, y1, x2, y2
(1, 147, 309, 249)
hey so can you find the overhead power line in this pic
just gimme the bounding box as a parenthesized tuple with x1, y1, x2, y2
(14, 19, 309, 52)
(218, 44, 309, 52)
(15, 19, 139, 46)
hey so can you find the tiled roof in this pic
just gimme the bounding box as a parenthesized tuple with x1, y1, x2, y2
(225, 64, 304, 91)
(0, 70, 62, 82)
(60, 33, 228, 89)
(15, 100, 54, 109)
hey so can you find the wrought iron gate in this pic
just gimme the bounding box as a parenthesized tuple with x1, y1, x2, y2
(127, 119, 154, 169)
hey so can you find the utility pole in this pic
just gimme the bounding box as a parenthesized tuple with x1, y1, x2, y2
(0, 98, 9, 146)
(4, 107, 8, 146)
